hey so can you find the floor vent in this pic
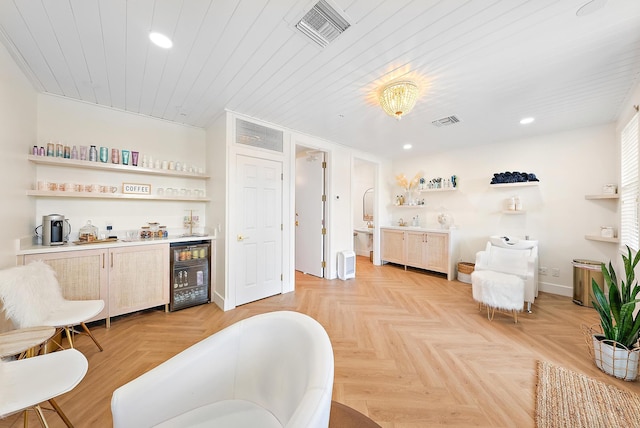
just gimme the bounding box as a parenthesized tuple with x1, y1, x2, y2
(338, 250, 356, 280)
(296, 0, 351, 48)
(432, 115, 461, 127)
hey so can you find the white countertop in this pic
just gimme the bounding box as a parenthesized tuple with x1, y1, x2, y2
(380, 225, 456, 233)
(17, 235, 215, 255)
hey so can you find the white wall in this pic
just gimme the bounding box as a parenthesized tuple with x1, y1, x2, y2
(34, 95, 207, 239)
(205, 114, 228, 309)
(390, 123, 618, 296)
(0, 39, 37, 268)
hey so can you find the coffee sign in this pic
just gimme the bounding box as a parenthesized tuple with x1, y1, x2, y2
(122, 183, 151, 195)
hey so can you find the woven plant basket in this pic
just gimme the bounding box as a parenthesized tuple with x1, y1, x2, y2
(582, 324, 640, 381)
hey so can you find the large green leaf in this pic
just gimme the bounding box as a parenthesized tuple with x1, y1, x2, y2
(592, 278, 613, 338)
(616, 302, 640, 347)
(609, 281, 623, 324)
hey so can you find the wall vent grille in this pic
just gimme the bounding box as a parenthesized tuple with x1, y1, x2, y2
(296, 0, 351, 48)
(432, 115, 461, 127)
(236, 119, 283, 152)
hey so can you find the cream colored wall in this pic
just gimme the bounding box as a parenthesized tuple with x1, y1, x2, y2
(205, 114, 227, 309)
(0, 40, 37, 269)
(390, 123, 618, 296)
(34, 95, 207, 239)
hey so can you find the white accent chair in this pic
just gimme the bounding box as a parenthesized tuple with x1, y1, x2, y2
(473, 236, 539, 312)
(111, 311, 334, 428)
(0, 261, 104, 352)
(0, 348, 88, 426)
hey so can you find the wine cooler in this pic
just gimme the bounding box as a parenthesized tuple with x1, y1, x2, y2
(169, 240, 211, 311)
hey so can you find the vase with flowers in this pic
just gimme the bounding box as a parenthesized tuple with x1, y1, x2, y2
(395, 172, 423, 206)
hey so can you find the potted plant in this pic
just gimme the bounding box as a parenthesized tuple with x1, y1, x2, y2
(590, 245, 640, 381)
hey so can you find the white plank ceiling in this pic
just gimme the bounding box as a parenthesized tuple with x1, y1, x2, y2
(1, 0, 639, 158)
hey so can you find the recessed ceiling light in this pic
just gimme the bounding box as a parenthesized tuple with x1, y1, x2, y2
(520, 117, 535, 125)
(149, 32, 173, 49)
(403, 144, 412, 150)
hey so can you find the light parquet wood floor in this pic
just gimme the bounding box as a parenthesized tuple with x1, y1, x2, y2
(3, 256, 640, 427)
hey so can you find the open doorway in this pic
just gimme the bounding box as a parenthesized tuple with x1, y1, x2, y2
(353, 158, 377, 263)
(295, 146, 326, 277)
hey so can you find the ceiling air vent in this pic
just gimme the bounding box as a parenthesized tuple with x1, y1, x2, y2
(296, 0, 351, 48)
(432, 115, 461, 127)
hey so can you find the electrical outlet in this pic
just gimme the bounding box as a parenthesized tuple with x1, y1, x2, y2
(551, 268, 560, 277)
(539, 266, 548, 275)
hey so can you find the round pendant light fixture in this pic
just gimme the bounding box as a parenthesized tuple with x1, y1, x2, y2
(379, 81, 419, 120)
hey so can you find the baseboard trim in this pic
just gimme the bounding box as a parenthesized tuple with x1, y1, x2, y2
(539, 281, 572, 297)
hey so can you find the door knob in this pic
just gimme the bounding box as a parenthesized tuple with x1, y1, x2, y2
(237, 235, 249, 241)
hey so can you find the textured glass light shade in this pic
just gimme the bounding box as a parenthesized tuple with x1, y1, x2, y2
(379, 81, 418, 120)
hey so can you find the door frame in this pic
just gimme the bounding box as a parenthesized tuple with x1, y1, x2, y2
(291, 139, 332, 280)
(352, 156, 380, 266)
(226, 125, 291, 310)
(294, 146, 327, 278)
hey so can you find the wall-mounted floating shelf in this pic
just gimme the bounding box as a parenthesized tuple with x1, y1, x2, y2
(28, 155, 210, 179)
(585, 235, 619, 243)
(501, 210, 526, 215)
(490, 182, 539, 188)
(419, 187, 458, 193)
(584, 194, 619, 200)
(26, 190, 210, 202)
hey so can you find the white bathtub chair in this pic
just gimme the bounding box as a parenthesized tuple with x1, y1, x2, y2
(111, 311, 334, 428)
(473, 236, 539, 313)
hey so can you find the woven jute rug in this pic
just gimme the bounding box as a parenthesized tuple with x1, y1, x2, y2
(536, 360, 640, 427)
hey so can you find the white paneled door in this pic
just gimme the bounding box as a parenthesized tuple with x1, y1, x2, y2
(295, 152, 325, 277)
(234, 155, 283, 306)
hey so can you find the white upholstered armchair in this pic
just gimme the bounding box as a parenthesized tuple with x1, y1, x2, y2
(474, 236, 539, 312)
(111, 311, 334, 428)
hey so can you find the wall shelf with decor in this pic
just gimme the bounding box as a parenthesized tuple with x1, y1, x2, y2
(585, 235, 619, 244)
(490, 182, 539, 188)
(28, 155, 210, 179)
(584, 187, 619, 244)
(419, 187, 458, 193)
(392, 204, 427, 208)
(28, 154, 209, 202)
(26, 190, 210, 202)
(501, 210, 526, 215)
(584, 194, 619, 200)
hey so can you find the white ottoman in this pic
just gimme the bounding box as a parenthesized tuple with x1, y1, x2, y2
(471, 270, 525, 323)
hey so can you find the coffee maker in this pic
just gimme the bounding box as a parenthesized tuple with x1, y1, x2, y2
(38, 214, 71, 246)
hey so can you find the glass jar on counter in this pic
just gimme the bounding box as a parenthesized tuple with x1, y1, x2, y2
(140, 226, 152, 239)
(158, 226, 167, 238)
(79, 220, 98, 242)
(148, 222, 159, 236)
